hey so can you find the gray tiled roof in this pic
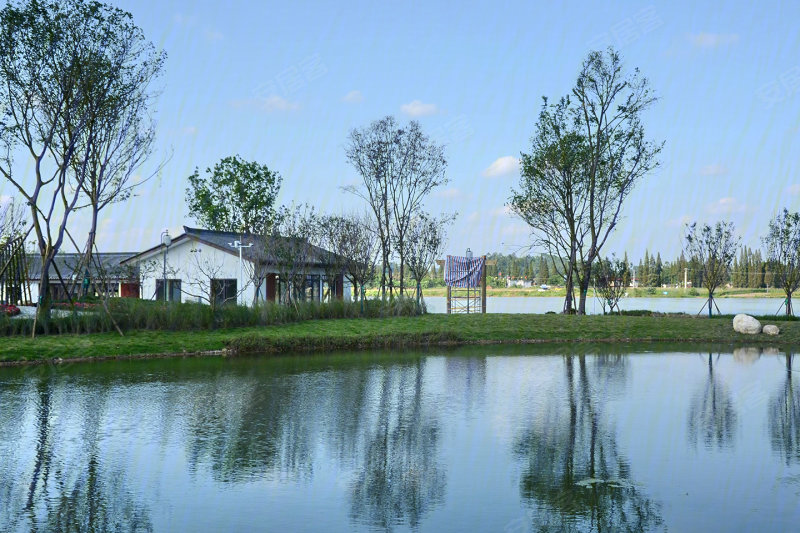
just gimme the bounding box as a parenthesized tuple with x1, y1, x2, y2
(27, 252, 139, 281)
(182, 226, 340, 267)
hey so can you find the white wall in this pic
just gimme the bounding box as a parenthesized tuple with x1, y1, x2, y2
(134, 238, 350, 306)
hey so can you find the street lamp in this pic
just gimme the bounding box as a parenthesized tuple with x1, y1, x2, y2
(161, 230, 171, 302)
(466, 248, 473, 313)
(228, 239, 253, 306)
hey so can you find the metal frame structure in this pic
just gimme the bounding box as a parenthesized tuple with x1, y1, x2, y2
(0, 236, 33, 305)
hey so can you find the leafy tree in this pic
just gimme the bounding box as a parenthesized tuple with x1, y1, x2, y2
(511, 48, 661, 314)
(510, 97, 591, 313)
(0, 0, 164, 320)
(764, 209, 800, 315)
(344, 116, 448, 299)
(685, 221, 739, 317)
(593, 254, 628, 314)
(186, 155, 282, 235)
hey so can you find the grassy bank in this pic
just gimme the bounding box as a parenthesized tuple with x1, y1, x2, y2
(1, 313, 797, 366)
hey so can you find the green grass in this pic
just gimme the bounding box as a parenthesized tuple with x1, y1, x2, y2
(1, 313, 797, 366)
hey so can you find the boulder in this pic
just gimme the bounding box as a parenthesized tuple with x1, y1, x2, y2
(763, 324, 780, 336)
(733, 314, 762, 335)
(733, 347, 761, 364)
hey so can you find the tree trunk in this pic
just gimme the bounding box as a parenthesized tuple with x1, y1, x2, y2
(708, 293, 713, 318)
(786, 291, 793, 316)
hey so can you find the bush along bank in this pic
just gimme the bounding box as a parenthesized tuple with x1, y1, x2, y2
(0, 297, 425, 337)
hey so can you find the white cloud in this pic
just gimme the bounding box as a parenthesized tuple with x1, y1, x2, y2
(230, 96, 300, 112)
(400, 100, 438, 117)
(786, 184, 800, 195)
(699, 164, 728, 176)
(482, 156, 520, 178)
(689, 33, 739, 48)
(342, 90, 363, 103)
(706, 197, 747, 215)
(181, 126, 198, 136)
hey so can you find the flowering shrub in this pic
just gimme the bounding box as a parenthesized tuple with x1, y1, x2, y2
(1, 304, 20, 317)
(52, 302, 98, 310)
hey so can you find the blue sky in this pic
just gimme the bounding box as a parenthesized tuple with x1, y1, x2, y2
(7, 0, 798, 260)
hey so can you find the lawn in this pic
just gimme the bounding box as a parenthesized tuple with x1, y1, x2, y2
(1, 313, 796, 366)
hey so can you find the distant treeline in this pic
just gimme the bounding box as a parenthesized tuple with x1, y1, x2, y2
(471, 249, 777, 289)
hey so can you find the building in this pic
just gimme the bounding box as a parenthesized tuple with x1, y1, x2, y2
(26, 252, 140, 303)
(121, 226, 350, 306)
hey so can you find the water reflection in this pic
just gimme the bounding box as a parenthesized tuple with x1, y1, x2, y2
(2, 346, 800, 531)
(513, 355, 663, 532)
(769, 353, 800, 465)
(0, 374, 151, 533)
(686, 352, 738, 449)
(349, 361, 445, 530)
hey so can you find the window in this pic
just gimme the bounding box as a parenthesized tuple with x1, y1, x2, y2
(211, 279, 237, 307)
(155, 279, 182, 302)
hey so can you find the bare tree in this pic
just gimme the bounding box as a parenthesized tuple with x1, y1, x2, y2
(764, 209, 800, 316)
(261, 204, 317, 309)
(334, 212, 379, 311)
(593, 254, 629, 314)
(405, 213, 452, 307)
(0, 0, 165, 320)
(71, 30, 166, 293)
(183, 252, 248, 312)
(685, 221, 739, 317)
(0, 196, 28, 243)
(313, 214, 348, 302)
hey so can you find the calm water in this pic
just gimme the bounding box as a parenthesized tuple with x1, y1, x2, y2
(424, 296, 785, 316)
(1, 345, 799, 532)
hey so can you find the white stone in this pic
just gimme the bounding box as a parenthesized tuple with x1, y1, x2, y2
(763, 324, 780, 336)
(733, 314, 762, 335)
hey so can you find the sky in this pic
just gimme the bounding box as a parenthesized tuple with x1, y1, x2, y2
(3, 0, 799, 260)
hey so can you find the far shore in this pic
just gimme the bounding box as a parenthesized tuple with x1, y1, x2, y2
(384, 287, 785, 299)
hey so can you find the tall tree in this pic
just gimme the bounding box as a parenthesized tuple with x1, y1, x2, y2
(510, 97, 591, 313)
(186, 155, 282, 235)
(344, 116, 448, 299)
(0, 0, 164, 319)
(570, 48, 662, 313)
(764, 209, 800, 315)
(684, 221, 739, 317)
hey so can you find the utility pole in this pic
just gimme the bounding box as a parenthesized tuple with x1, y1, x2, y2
(228, 239, 253, 306)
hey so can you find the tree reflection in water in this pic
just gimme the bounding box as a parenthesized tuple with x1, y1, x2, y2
(769, 352, 800, 465)
(514, 355, 663, 532)
(0, 373, 152, 533)
(349, 360, 445, 531)
(687, 352, 737, 449)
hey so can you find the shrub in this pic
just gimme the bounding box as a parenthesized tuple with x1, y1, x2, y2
(0, 296, 425, 337)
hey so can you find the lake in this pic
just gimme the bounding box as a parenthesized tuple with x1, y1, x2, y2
(423, 296, 785, 316)
(1, 345, 799, 532)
